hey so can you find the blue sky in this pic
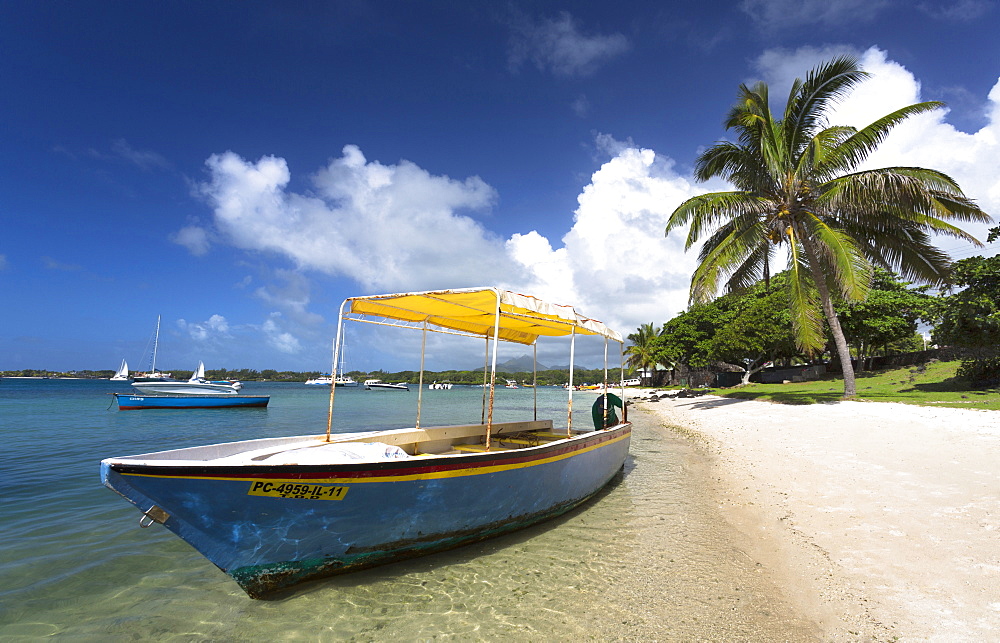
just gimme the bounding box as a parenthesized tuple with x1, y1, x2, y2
(2, 1, 998, 373)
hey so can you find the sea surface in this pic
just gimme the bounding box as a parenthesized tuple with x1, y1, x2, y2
(0, 378, 817, 641)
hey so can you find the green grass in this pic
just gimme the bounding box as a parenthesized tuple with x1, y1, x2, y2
(713, 360, 1000, 410)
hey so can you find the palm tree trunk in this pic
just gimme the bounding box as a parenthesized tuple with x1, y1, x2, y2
(802, 241, 857, 398)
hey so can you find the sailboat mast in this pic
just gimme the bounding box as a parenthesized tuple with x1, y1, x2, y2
(151, 315, 160, 374)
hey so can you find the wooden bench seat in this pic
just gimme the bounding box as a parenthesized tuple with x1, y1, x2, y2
(452, 443, 514, 453)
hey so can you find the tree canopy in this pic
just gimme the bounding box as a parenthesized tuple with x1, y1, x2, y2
(665, 56, 990, 398)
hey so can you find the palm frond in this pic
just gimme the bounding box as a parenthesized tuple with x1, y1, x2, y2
(689, 220, 769, 304)
(784, 235, 825, 354)
(816, 102, 944, 178)
(798, 212, 872, 301)
(783, 56, 868, 155)
(667, 191, 770, 249)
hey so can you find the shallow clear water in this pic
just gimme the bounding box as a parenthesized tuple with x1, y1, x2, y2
(0, 379, 817, 640)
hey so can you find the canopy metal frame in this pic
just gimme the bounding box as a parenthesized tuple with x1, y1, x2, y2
(324, 287, 626, 447)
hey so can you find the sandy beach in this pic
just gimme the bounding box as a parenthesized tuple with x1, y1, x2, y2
(631, 393, 1000, 642)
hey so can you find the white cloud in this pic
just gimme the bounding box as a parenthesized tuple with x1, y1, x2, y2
(0, 254, 7, 270)
(110, 138, 170, 171)
(741, 0, 890, 28)
(254, 269, 324, 327)
(262, 315, 302, 354)
(507, 11, 629, 77)
(170, 225, 211, 255)
(42, 256, 81, 271)
(507, 141, 712, 334)
(919, 0, 994, 22)
(189, 48, 998, 352)
(196, 146, 509, 292)
(178, 314, 231, 342)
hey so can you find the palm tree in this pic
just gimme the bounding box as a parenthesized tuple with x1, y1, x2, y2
(666, 56, 991, 398)
(625, 322, 662, 385)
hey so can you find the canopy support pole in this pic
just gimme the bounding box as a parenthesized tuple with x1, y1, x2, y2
(485, 290, 502, 450)
(620, 341, 626, 421)
(326, 300, 348, 442)
(532, 342, 538, 421)
(481, 336, 489, 425)
(416, 321, 427, 429)
(602, 336, 609, 428)
(566, 328, 576, 436)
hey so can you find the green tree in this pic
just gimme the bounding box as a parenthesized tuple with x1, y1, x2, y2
(706, 275, 800, 384)
(933, 255, 1000, 350)
(933, 254, 1000, 387)
(624, 323, 663, 385)
(659, 300, 731, 369)
(665, 56, 990, 398)
(834, 269, 934, 370)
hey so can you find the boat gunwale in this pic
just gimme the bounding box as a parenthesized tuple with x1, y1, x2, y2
(104, 423, 631, 477)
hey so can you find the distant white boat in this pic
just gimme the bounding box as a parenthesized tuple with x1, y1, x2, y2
(427, 381, 452, 390)
(110, 359, 129, 381)
(364, 379, 408, 391)
(306, 375, 359, 387)
(505, 379, 519, 389)
(132, 361, 242, 395)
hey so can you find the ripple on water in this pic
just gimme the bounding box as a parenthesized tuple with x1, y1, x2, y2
(0, 384, 819, 641)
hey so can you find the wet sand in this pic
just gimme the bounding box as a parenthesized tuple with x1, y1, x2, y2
(631, 393, 1000, 642)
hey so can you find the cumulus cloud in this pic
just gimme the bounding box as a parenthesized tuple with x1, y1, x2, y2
(178, 314, 231, 342)
(507, 11, 629, 77)
(262, 314, 302, 354)
(187, 47, 998, 353)
(254, 269, 324, 327)
(195, 145, 508, 292)
(507, 141, 713, 335)
(170, 225, 211, 255)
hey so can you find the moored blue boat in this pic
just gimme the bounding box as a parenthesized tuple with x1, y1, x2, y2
(101, 287, 631, 598)
(114, 393, 269, 410)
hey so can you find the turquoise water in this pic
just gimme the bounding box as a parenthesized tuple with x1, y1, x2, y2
(0, 378, 817, 640)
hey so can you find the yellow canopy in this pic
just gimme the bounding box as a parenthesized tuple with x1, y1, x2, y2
(344, 287, 622, 345)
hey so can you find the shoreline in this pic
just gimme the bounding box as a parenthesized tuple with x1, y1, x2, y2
(630, 392, 1000, 642)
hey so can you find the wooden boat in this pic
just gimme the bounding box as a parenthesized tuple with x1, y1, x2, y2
(114, 393, 269, 410)
(100, 287, 631, 599)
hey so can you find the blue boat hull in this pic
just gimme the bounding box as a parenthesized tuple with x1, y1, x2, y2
(114, 393, 269, 410)
(101, 424, 630, 598)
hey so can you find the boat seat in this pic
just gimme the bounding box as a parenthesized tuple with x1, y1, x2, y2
(526, 431, 579, 439)
(452, 443, 514, 453)
(495, 435, 564, 446)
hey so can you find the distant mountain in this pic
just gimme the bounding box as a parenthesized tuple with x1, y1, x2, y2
(496, 355, 548, 373)
(464, 355, 609, 373)
(465, 355, 550, 373)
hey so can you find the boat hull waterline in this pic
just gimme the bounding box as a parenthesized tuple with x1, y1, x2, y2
(101, 423, 630, 598)
(114, 394, 270, 410)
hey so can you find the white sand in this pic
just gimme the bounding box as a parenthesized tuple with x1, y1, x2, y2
(633, 393, 1000, 642)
